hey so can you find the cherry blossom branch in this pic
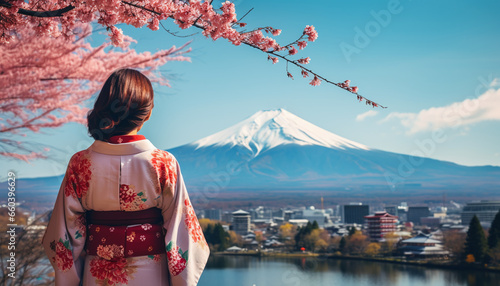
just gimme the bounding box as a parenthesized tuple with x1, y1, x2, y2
(0, 1, 74, 18)
(2, 0, 386, 108)
(119, 1, 387, 108)
(0, 22, 191, 160)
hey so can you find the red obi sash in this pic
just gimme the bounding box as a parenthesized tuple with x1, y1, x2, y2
(85, 208, 165, 260)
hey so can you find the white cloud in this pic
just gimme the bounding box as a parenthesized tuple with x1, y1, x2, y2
(356, 110, 378, 122)
(381, 87, 500, 134)
(491, 78, 500, 87)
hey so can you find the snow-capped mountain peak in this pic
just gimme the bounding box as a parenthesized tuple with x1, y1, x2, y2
(191, 109, 369, 155)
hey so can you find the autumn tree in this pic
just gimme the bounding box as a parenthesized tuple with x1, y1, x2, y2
(228, 230, 243, 248)
(303, 228, 330, 253)
(364, 242, 381, 257)
(442, 230, 466, 259)
(346, 231, 369, 255)
(464, 215, 488, 263)
(381, 232, 402, 255)
(279, 223, 296, 240)
(295, 221, 319, 251)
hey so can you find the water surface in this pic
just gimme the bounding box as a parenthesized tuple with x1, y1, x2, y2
(199, 256, 500, 286)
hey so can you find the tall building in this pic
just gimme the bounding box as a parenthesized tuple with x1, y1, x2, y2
(461, 200, 500, 226)
(343, 203, 369, 224)
(232, 209, 251, 235)
(407, 206, 430, 225)
(364, 211, 398, 242)
(204, 208, 222, 221)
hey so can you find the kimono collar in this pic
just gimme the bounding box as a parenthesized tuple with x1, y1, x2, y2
(90, 137, 156, 156)
(109, 135, 146, 144)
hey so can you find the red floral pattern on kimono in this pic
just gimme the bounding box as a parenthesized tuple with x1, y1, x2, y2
(75, 214, 86, 239)
(89, 256, 130, 285)
(64, 150, 92, 199)
(166, 242, 187, 276)
(184, 199, 207, 246)
(42, 139, 210, 285)
(119, 184, 148, 211)
(50, 238, 73, 272)
(151, 149, 177, 194)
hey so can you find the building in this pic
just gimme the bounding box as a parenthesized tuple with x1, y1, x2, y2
(420, 217, 441, 228)
(204, 208, 222, 221)
(232, 209, 251, 235)
(292, 206, 331, 228)
(407, 206, 430, 225)
(398, 233, 449, 257)
(364, 211, 398, 242)
(461, 200, 500, 227)
(343, 203, 369, 224)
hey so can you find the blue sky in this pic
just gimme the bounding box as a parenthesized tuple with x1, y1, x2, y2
(2, 0, 500, 180)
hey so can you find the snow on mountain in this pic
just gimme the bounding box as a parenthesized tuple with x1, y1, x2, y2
(169, 108, 500, 194)
(11, 109, 499, 200)
(191, 108, 369, 157)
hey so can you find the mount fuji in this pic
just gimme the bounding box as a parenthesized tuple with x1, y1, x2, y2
(170, 109, 500, 195)
(6, 109, 499, 205)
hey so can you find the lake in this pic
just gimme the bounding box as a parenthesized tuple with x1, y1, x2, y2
(198, 256, 500, 286)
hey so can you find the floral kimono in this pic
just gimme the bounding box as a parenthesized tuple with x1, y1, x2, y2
(42, 135, 209, 286)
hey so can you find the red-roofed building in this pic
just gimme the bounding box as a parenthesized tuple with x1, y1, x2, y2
(364, 211, 398, 242)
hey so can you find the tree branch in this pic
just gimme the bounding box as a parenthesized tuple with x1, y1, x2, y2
(0, 1, 75, 18)
(120, 0, 386, 108)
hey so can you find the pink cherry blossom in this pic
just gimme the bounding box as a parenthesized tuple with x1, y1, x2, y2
(303, 25, 318, 42)
(297, 57, 310, 64)
(301, 70, 309, 78)
(0, 22, 190, 160)
(297, 41, 308, 49)
(268, 55, 279, 64)
(272, 29, 282, 36)
(309, 76, 321, 86)
(288, 46, 298, 56)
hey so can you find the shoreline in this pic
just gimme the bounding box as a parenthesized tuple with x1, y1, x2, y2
(212, 251, 500, 273)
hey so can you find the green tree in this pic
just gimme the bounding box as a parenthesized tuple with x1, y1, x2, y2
(488, 210, 500, 249)
(203, 223, 230, 251)
(312, 220, 319, 230)
(339, 236, 347, 253)
(464, 215, 488, 262)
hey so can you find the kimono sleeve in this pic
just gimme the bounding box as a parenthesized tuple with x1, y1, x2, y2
(42, 157, 87, 286)
(160, 160, 210, 286)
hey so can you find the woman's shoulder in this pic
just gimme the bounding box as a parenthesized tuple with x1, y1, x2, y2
(67, 148, 92, 167)
(150, 148, 178, 166)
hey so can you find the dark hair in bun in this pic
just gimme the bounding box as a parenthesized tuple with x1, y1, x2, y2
(87, 69, 154, 141)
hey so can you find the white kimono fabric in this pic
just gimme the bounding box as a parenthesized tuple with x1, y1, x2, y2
(42, 138, 210, 285)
